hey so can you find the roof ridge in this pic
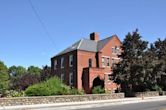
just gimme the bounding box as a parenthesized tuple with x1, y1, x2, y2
(98, 36, 112, 42)
(77, 39, 83, 49)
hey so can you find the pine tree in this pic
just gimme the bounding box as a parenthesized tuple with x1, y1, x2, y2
(113, 29, 148, 92)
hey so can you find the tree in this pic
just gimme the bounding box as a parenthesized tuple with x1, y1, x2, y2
(113, 29, 148, 92)
(8, 66, 27, 90)
(40, 65, 52, 81)
(0, 61, 9, 94)
(12, 73, 40, 91)
(154, 38, 166, 90)
(142, 44, 160, 90)
(9, 66, 27, 78)
(27, 66, 41, 76)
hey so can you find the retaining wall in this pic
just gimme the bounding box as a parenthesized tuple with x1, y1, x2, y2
(0, 93, 124, 106)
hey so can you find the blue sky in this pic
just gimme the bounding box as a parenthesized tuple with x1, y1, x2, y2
(0, 0, 166, 68)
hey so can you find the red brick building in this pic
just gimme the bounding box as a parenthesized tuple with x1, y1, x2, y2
(51, 32, 121, 93)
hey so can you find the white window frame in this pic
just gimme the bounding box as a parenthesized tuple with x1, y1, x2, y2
(102, 57, 105, 67)
(106, 57, 110, 66)
(69, 72, 73, 86)
(54, 60, 57, 70)
(112, 46, 120, 54)
(61, 57, 64, 68)
(102, 56, 110, 67)
(112, 47, 116, 54)
(61, 73, 64, 82)
(69, 55, 73, 67)
(112, 58, 116, 66)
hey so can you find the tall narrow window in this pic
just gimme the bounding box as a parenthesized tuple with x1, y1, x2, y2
(106, 58, 110, 66)
(69, 72, 73, 86)
(112, 47, 115, 53)
(102, 57, 105, 67)
(61, 57, 64, 68)
(54, 60, 57, 70)
(69, 55, 73, 67)
(112, 59, 115, 66)
(89, 58, 92, 67)
(61, 73, 64, 82)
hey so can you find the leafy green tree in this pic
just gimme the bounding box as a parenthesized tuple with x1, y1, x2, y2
(8, 66, 27, 90)
(27, 66, 41, 75)
(0, 61, 9, 94)
(113, 29, 148, 92)
(9, 65, 27, 78)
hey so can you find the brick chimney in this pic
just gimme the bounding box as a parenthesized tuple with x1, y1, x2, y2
(90, 32, 99, 42)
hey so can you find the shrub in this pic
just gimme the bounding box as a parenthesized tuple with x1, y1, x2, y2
(4, 90, 25, 97)
(92, 86, 105, 94)
(69, 88, 84, 95)
(25, 84, 51, 96)
(25, 77, 71, 96)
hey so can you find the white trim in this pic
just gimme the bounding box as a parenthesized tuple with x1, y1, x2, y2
(112, 57, 120, 59)
(104, 72, 112, 75)
(54, 60, 57, 70)
(60, 73, 64, 82)
(69, 72, 73, 86)
(61, 57, 64, 68)
(77, 39, 83, 49)
(69, 54, 73, 67)
(102, 55, 110, 58)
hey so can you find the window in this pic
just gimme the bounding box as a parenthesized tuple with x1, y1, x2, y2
(112, 47, 116, 53)
(61, 73, 64, 82)
(106, 58, 110, 66)
(112, 59, 116, 66)
(102, 56, 110, 67)
(61, 57, 64, 68)
(69, 72, 73, 86)
(89, 58, 92, 67)
(112, 46, 120, 54)
(102, 57, 105, 67)
(54, 60, 57, 70)
(69, 55, 73, 67)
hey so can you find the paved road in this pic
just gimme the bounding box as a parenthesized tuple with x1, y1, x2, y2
(31, 100, 166, 110)
(78, 100, 166, 110)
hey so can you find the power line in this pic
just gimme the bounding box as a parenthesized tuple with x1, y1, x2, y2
(28, 0, 56, 47)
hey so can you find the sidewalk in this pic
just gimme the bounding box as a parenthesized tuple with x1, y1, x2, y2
(1, 96, 166, 110)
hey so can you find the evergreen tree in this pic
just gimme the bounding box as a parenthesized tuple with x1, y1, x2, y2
(113, 29, 148, 92)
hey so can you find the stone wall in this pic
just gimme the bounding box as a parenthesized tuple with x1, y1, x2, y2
(135, 91, 159, 97)
(0, 93, 124, 106)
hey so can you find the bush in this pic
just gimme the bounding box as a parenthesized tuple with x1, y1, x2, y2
(92, 86, 105, 94)
(69, 88, 84, 95)
(25, 77, 71, 96)
(151, 85, 163, 95)
(25, 84, 52, 96)
(4, 90, 25, 97)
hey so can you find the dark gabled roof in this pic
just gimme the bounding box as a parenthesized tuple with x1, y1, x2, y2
(52, 35, 118, 58)
(79, 39, 97, 52)
(97, 36, 113, 51)
(55, 40, 81, 56)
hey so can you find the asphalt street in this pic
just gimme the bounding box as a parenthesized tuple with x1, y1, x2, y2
(30, 100, 166, 110)
(78, 100, 166, 110)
